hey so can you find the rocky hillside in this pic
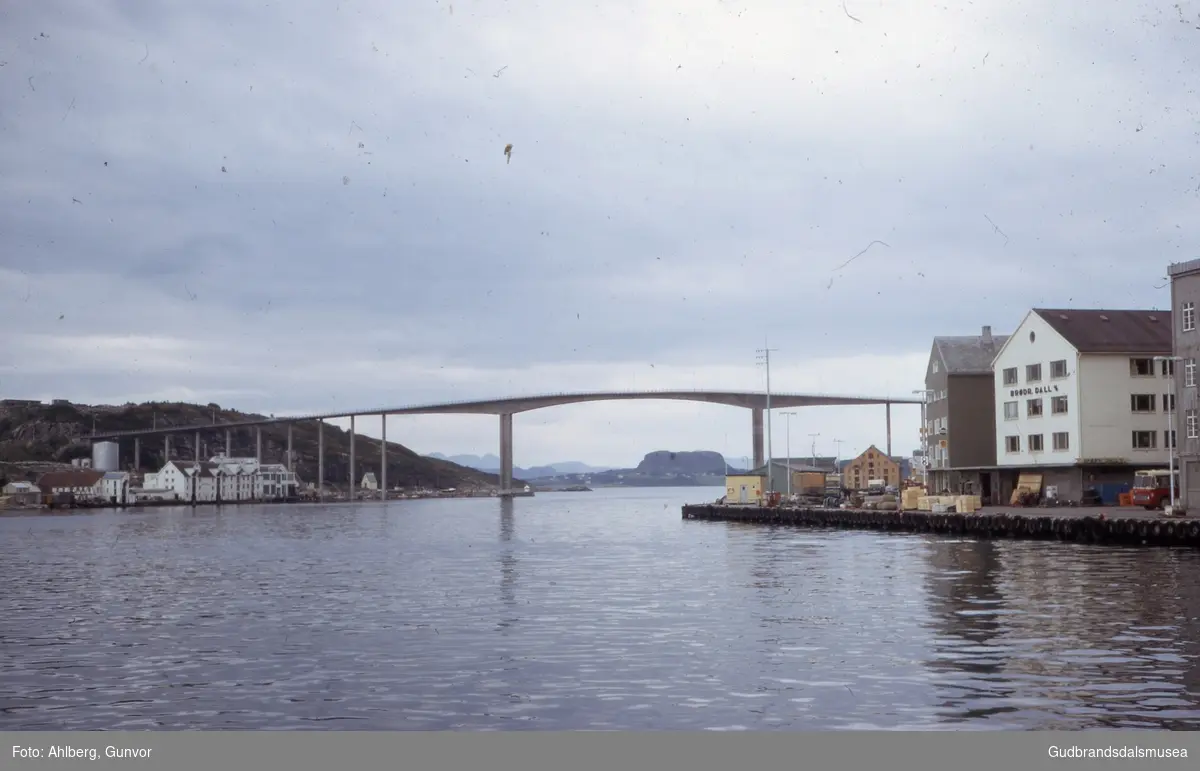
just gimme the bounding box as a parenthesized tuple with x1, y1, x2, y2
(636, 450, 728, 476)
(0, 400, 515, 491)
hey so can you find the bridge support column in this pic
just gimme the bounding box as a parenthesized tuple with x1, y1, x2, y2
(752, 408, 764, 469)
(499, 413, 513, 493)
(134, 438, 140, 471)
(380, 414, 387, 501)
(164, 435, 171, 461)
(225, 429, 231, 458)
(318, 419, 324, 501)
(256, 427, 262, 463)
(885, 402, 892, 458)
(348, 417, 355, 497)
(287, 424, 293, 471)
(194, 431, 201, 463)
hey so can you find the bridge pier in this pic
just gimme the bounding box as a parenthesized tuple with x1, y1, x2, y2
(752, 408, 764, 468)
(164, 434, 171, 461)
(194, 431, 201, 462)
(499, 412, 513, 492)
(886, 402, 892, 458)
(348, 416, 355, 496)
(256, 426, 262, 463)
(286, 424, 293, 470)
(381, 414, 387, 501)
(225, 429, 231, 458)
(134, 437, 140, 471)
(318, 419, 324, 501)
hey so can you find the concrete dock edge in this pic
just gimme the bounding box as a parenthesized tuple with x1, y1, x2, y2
(681, 504, 1200, 547)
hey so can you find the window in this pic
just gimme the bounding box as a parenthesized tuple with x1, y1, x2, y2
(1165, 429, 1177, 449)
(932, 360, 940, 373)
(1132, 430, 1157, 449)
(1051, 395, 1069, 415)
(1027, 398, 1043, 417)
(1188, 359, 1197, 388)
(1003, 401, 1019, 420)
(1005, 435, 1020, 453)
(1050, 359, 1068, 378)
(1130, 394, 1157, 413)
(1162, 358, 1176, 377)
(1184, 301, 1196, 332)
(1130, 358, 1154, 376)
(1052, 431, 1070, 451)
(1164, 393, 1176, 412)
(1028, 433, 1044, 452)
(1026, 363, 1042, 382)
(1003, 367, 1018, 386)
(1189, 409, 1199, 440)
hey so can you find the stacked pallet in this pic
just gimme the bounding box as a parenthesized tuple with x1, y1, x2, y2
(911, 494, 982, 513)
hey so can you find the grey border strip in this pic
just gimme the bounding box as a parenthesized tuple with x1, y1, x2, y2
(4, 731, 1196, 771)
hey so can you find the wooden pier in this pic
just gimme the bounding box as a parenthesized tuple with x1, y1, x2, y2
(681, 503, 1200, 548)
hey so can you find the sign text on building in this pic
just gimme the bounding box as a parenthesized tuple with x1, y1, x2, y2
(1009, 383, 1065, 398)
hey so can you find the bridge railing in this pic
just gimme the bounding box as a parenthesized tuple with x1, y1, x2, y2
(87, 389, 922, 438)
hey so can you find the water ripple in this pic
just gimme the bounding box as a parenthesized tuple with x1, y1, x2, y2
(2, 488, 1199, 730)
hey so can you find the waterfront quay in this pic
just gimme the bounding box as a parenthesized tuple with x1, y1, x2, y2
(682, 503, 1200, 547)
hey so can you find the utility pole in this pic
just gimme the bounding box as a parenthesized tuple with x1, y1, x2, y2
(782, 411, 797, 500)
(756, 343, 778, 495)
(808, 433, 820, 471)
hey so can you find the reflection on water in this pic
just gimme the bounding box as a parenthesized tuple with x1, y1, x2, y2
(1, 487, 1198, 731)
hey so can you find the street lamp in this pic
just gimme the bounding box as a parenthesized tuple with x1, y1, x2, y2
(808, 433, 820, 470)
(913, 389, 935, 488)
(1153, 355, 1182, 511)
(782, 411, 797, 499)
(756, 344, 778, 494)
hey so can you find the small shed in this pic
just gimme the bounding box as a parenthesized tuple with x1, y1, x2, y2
(725, 472, 766, 505)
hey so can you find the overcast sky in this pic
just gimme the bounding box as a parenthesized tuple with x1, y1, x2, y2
(2, 1, 1199, 467)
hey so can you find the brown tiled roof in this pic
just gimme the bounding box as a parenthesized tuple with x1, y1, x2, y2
(36, 469, 105, 489)
(1033, 308, 1171, 354)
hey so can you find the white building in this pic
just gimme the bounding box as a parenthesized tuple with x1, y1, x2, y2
(991, 308, 1173, 503)
(97, 471, 131, 504)
(147, 457, 299, 502)
(361, 472, 378, 490)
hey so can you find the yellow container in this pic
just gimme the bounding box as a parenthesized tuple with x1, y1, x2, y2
(956, 495, 978, 514)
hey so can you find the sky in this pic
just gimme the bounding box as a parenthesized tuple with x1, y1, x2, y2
(2, 1, 1199, 468)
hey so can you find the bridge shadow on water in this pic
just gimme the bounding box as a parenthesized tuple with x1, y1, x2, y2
(497, 498, 519, 629)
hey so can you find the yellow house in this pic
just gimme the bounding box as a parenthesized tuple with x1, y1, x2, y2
(842, 444, 901, 490)
(725, 472, 765, 504)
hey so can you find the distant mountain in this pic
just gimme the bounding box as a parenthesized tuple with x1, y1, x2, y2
(425, 452, 614, 477)
(528, 450, 749, 490)
(637, 450, 728, 476)
(427, 452, 503, 469)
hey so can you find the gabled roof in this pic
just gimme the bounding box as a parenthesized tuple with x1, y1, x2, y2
(1032, 308, 1171, 354)
(101, 471, 128, 480)
(933, 333, 1009, 374)
(37, 469, 105, 489)
(180, 461, 222, 478)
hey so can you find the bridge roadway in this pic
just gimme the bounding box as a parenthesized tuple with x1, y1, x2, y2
(88, 389, 921, 498)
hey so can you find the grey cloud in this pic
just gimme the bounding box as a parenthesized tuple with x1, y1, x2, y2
(2, 0, 1199, 423)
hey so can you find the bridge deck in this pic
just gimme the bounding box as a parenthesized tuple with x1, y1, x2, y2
(89, 389, 921, 439)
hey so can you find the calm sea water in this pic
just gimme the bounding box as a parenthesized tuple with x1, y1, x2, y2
(2, 486, 1200, 731)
